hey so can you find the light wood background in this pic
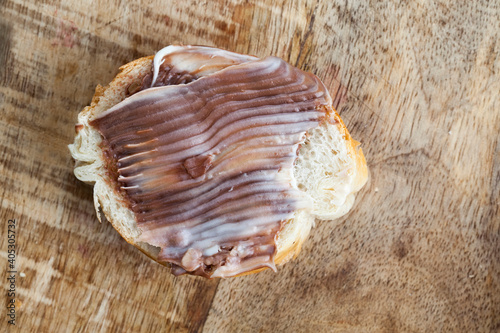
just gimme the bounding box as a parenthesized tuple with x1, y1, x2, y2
(1, 0, 499, 332)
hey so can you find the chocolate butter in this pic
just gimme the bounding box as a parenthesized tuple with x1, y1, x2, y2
(90, 46, 332, 277)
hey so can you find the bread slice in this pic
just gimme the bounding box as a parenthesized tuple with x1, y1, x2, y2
(68, 49, 368, 277)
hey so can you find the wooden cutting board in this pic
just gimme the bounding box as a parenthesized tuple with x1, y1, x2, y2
(1, 0, 499, 331)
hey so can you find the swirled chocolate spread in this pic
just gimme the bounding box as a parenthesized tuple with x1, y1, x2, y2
(90, 46, 332, 277)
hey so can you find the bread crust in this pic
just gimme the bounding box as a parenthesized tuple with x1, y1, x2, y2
(69, 53, 368, 277)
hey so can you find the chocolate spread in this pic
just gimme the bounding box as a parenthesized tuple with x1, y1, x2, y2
(90, 46, 332, 277)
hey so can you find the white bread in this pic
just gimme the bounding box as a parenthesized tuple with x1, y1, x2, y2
(68, 52, 368, 277)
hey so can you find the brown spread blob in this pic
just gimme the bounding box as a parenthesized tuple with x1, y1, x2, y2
(90, 47, 332, 277)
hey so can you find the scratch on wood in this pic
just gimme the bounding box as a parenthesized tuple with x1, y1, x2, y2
(294, 4, 318, 68)
(0, 20, 11, 81)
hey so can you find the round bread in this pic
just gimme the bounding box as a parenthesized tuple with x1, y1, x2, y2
(68, 47, 368, 278)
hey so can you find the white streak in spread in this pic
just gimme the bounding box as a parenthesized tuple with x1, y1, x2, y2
(151, 45, 258, 87)
(151, 45, 185, 87)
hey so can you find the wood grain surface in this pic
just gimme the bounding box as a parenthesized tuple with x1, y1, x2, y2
(1, 0, 499, 332)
